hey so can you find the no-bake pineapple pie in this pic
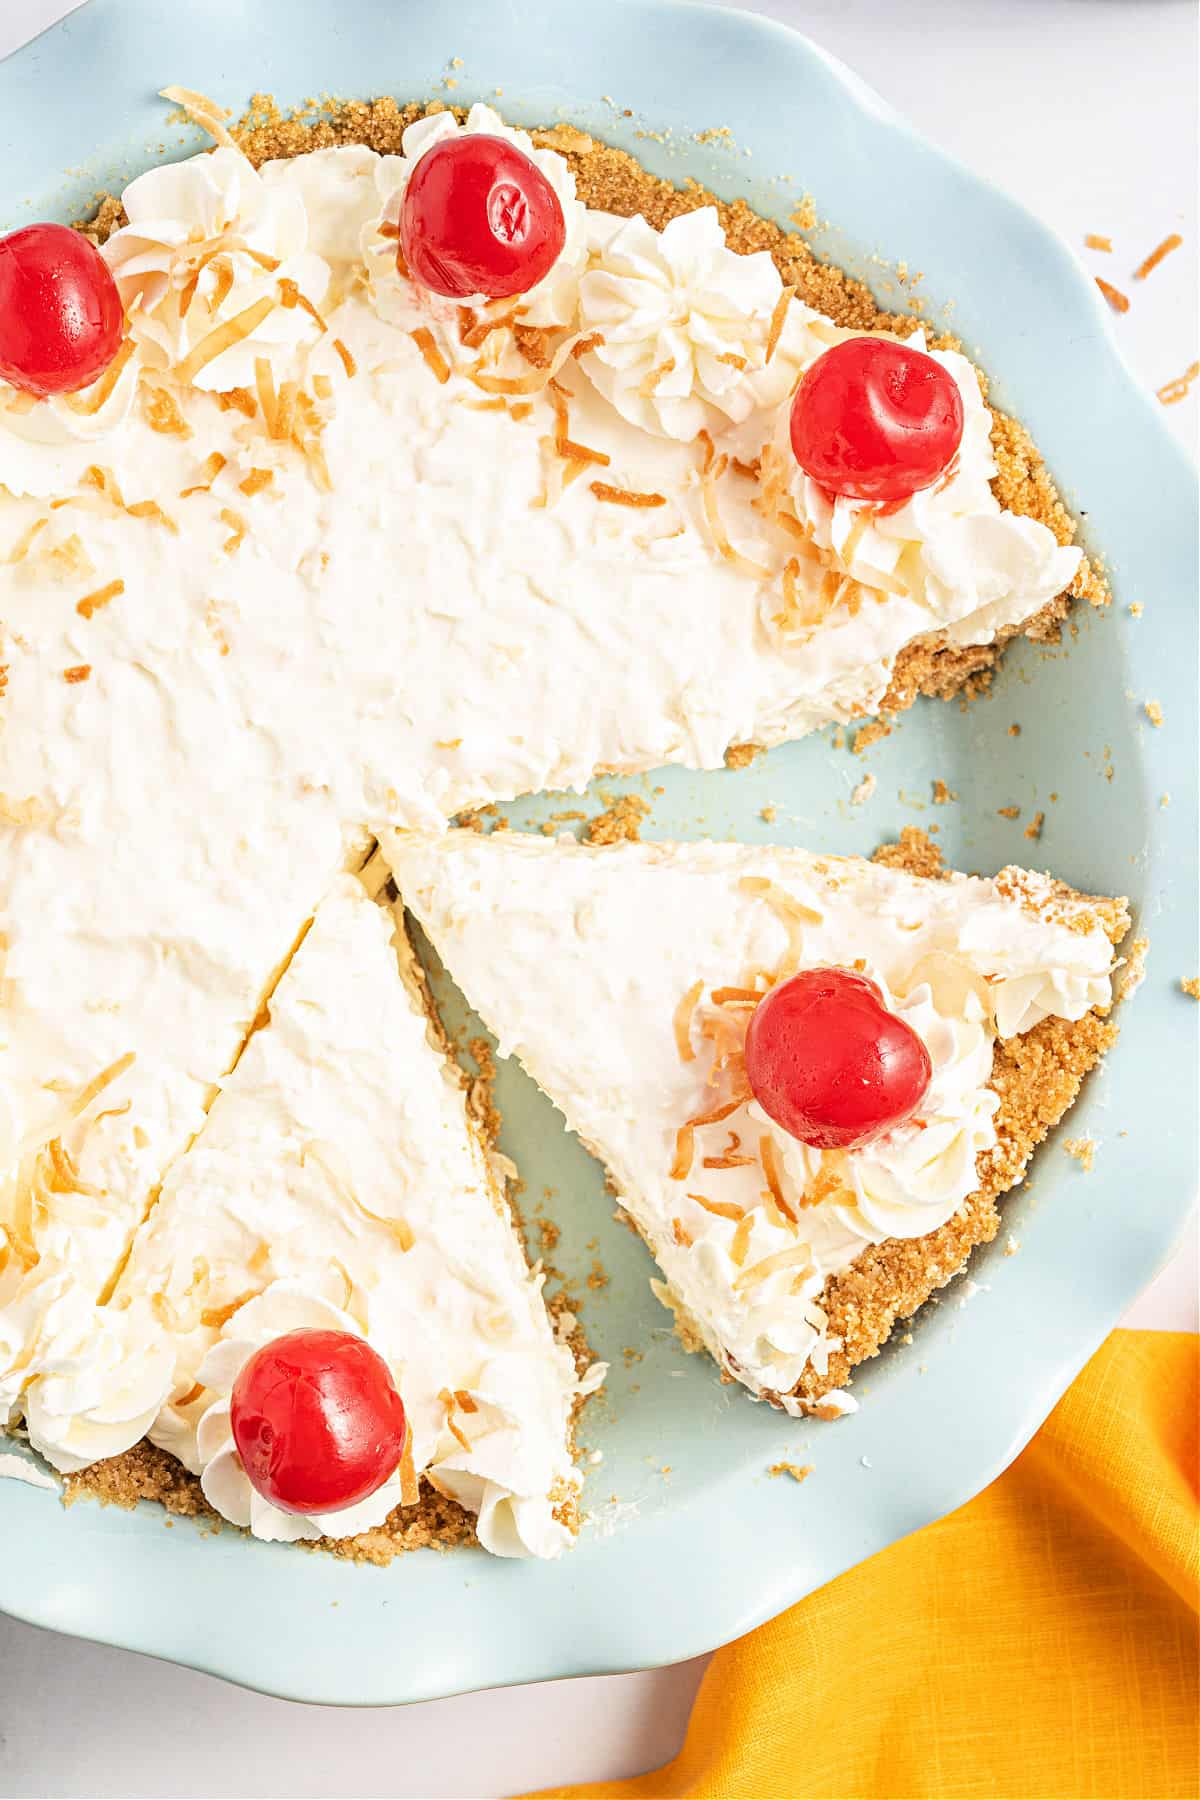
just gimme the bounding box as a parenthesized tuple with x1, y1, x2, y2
(0, 90, 1121, 1552)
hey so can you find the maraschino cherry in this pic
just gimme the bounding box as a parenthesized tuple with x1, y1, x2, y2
(744, 967, 932, 1151)
(0, 223, 124, 398)
(789, 337, 963, 505)
(399, 134, 565, 300)
(230, 1328, 408, 1515)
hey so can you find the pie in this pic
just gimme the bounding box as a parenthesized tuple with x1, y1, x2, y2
(0, 91, 1122, 1555)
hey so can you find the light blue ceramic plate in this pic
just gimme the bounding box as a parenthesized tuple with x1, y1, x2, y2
(0, 0, 1195, 1707)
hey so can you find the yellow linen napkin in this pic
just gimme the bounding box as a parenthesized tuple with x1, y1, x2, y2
(532, 1329, 1198, 1800)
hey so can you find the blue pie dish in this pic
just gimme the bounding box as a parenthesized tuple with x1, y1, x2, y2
(0, 0, 1195, 1706)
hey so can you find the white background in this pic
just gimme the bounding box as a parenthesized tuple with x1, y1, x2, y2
(0, 2, 1196, 1795)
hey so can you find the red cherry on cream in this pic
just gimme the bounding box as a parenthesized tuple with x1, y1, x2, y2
(789, 337, 964, 505)
(744, 967, 932, 1151)
(399, 134, 566, 300)
(230, 1328, 408, 1516)
(0, 223, 124, 398)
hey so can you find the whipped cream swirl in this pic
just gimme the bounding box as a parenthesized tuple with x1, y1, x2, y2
(577, 207, 807, 441)
(767, 329, 1082, 644)
(103, 145, 331, 388)
(0, 343, 142, 500)
(194, 1285, 405, 1543)
(367, 104, 587, 329)
(22, 1294, 173, 1474)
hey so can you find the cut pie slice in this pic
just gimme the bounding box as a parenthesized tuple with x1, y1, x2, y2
(32, 859, 591, 1559)
(382, 826, 1129, 1414)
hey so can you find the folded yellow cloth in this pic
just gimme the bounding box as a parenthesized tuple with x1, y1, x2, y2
(533, 1329, 1198, 1800)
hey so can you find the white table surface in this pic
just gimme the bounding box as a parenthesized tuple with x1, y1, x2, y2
(0, 2, 1196, 1795)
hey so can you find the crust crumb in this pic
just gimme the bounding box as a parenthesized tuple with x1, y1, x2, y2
(1179, 977, 1199, 1000)
(724, 741, 765, 770)
(768, 1461, 813, 1484)
(584, 793, 650, 844)
(1144, 699, 1164, 727)
(1063, 1136, 1096, 1172)
(852, 718, 893, 755)
(871, 826, 944, 881)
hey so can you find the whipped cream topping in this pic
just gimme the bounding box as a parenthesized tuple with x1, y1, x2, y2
(368, 105, 588, 328)
(577, 207, 801, 440)
(0, 122, 1085, 1443)
(194, 1288, 406, 1543)
(754, 328, 1082, 648)
(31, 872, 590, 1555)
(23, 1293, 173, 1474)
(0, 347, 143, 501)
(103, 146, 331, 389)
(383, 829, 1119, 1409)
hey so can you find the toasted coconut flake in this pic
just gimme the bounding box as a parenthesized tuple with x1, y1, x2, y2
(1157, 361, 1200, 405)
(410, 326, 451, 385)
(673, 979, 704, 1063)
(200, 1289, 262, 1329)
(638, 356, 676, 396)
(1085, 233, 1113, 252)
(731, 456, 760, 480)
(718, 351, 749, 370)
(174, 1381, 205, 1410)
(180, 451, 227, 497)
(312, 373, 333, 400)
(1134, 233, 1183, 281)
(590, 480, 666, 509)
(176, 295, 277, 387)
(700, 456, 772, 577)
(377, 219, 401, 242)
(739, 875, 820, 975)
(439, 1389, 472, 1452)
(839, 508, 872, 568)
(688, 1192, 746, 1222)
(208, 255, 235, 315)
(398, 1432, 420, 1506)
(711, 985, 762, 1007)
(72, 1052, 136, 1118)
(454, 1389, 478, 1414)
(467, 396, 508, 412)
(219, 507, 247, 554)
(472, 326, 604, 395)
(238, 467, 274, 497)
(62, 664, 91, 684)
(272, 380, 298, 444)
(217, 386, 258, 418)
(729, 1213, 753, 1267)
(701, 1154, 756, 1170)
(514, 323, 557, 368)
(76, 578, 124, 620)
(765, 285, 795, 364)
(143, 384, 193, 439)
(558, 437, 610, 468)
(125, 499, 179, 534)
(733, 1244, 815, 1293)
(275, 276, 328, 334)
(672, 1216, 694, 1248)
(759, 1134, 800, 1223)
(697, 428, 716, 476)
(509, 400, 534, 421)
(83, 463, 125, 507)
(160, 84, 238, 150)
(5, 518, 49, 564)
(331, 337, 357, 378)
(1095, 276, 1130, 314)
(671, 1095, 745, 1181)
(62, 337, 136, 417)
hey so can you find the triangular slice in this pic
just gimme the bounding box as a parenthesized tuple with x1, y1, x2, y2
(382, 827, 1128, 1414)
(30, 860, 589, 1559)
